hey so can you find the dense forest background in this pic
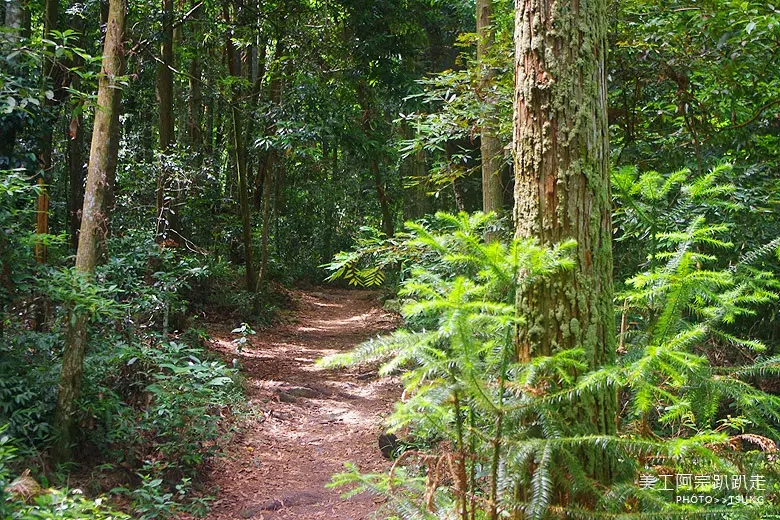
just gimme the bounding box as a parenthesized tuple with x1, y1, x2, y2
(1, 0, 779, 518)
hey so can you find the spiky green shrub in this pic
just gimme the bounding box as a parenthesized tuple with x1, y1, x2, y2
(321, 212, 779, 519)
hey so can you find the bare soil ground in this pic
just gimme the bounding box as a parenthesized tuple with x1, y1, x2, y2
(203, 288, 400, 520)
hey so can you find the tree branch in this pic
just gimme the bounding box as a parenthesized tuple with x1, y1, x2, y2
(723, 99, 780, 130)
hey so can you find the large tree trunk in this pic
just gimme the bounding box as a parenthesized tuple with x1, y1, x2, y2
(155, 0, 176, 242)
(477, 0, 503, 222)
(512, 0, 616, 476)
(54, 0, 125, 461)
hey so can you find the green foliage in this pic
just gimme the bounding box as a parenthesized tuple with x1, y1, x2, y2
(612, 162, 780, 354)
(112, 461, 212, 519)
(321, 212, 779, 519)
(78, 338, 236, 472)
(612, 163, 741, 273)
(0, 225, 244, 515)
(0, 331, 60, 452)
(231, 322, 256, 353)
(324, 226, 394, 287)
(0, 427, 128, 519)
(324, 213, 539, 289)
(609, 0, 780, 171)
(5, 489, 130, 520)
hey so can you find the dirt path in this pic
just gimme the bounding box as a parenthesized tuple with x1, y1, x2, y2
(203, 288, 400, 520)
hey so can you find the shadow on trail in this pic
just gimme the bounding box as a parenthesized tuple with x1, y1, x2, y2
(202, 288, 400, 520)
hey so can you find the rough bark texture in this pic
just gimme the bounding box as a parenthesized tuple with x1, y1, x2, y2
(512, 0, 616, 469)
(477, 0, 503, 220)
(54, 0, 125, 460)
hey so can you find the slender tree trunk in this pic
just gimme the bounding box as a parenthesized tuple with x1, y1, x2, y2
(204, 98, 213, 155)
(224, 2, 257, 293)
(35, 0, 61, 265)
(477, 0, 502, 223)
(68, 112, 85, 248)
(452, 177, 466, 212)
(54, 0, 125, 461)
(155, 0, 176, 242)
(231, 106, 257, 293)
(371, 160, 394, 237)
(356, 84, 394, 238)
(259, 149, 273, 283)
(244, 40, 266, 206)
(186, 0, 203, 149)
(321, 141, 336, 264)
(258, 39, 285, 286)
(187, 58, 202, 148)
(67, 16, 86, 249)
(0, 2, 23, 162)
(513, 0, 616, 479)
(405, 149, 428, 221)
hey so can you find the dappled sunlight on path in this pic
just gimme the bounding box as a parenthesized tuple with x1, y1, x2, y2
(202, 289, 400, 520)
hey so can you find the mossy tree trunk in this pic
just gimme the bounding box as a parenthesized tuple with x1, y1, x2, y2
(54, 0, 126, 461)
(512, 0, 616, 475)
(477, 0, 503, 225)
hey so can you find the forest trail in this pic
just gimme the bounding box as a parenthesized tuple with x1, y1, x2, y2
(203, 288, 400, 520)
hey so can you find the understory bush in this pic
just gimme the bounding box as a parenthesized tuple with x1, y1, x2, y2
(0, 209, 247, 516)
(0, 427, 129, 519)
(322, 210, 780, 519)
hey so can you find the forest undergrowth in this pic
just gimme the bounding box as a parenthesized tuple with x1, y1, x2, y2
(2, 0, 779, 518)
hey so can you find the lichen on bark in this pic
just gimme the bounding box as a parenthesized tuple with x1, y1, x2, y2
(512, 0, 617, 475)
